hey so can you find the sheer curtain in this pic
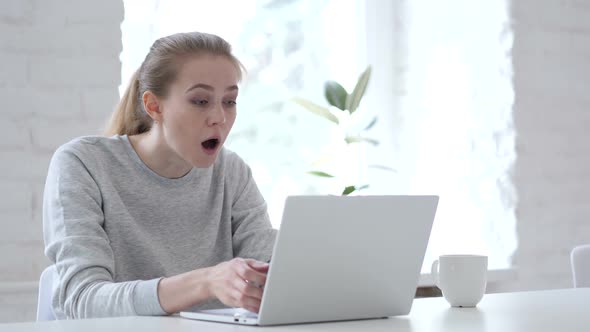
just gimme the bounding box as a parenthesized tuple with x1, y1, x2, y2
(365, 0, 516, 271)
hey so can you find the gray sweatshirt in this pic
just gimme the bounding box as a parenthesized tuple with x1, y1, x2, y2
(42, 135, 277, 319)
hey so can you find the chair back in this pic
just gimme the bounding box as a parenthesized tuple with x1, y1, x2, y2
(36, 265, 57, 321)
(571, 245, 590, 288)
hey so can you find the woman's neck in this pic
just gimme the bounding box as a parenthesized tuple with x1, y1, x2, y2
(128, 130, 193, 179)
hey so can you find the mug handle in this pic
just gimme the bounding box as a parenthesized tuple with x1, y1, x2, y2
(431, 259, 440, 288)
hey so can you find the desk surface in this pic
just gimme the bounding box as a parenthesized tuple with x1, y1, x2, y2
(2, 288, 589, 332)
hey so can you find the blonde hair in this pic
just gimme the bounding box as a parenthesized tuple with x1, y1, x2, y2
(104, 32, 244, 136)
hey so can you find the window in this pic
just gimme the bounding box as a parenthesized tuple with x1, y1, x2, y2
(121, 0, 516, 272)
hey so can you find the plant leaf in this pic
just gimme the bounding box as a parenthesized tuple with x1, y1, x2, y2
(345, 66, 372, 113)
(344, 136, 379, 146)
(341, 184, 370, 195)
(368, 164, 397, 173)
(308, 171, 335, 178)
(357, 184, 369, 191)
(324, 81, 348, 111)
(342, 186, 356, 195)
(292, 97, 339, 124)
(363, 117, 378, 131)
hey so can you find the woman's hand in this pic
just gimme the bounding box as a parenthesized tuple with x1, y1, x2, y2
(157, 258, 270, 314)
(206, 258, 270, 313)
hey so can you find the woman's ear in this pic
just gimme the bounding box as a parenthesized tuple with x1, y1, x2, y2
(142, 91, 162, 122)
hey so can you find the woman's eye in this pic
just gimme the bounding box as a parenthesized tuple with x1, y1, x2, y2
(191, 99, 208, 105)
(224, 100, 237, 106)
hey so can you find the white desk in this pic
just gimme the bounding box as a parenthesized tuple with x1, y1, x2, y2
(1, 288, 589, 331)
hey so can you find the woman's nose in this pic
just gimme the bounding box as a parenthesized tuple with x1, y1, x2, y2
(208, 103, 226, 126)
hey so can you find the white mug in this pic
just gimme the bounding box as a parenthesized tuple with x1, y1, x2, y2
(431, 255, 488, 307)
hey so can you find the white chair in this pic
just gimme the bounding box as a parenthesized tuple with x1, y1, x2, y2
(571, 244, 590, 288)
(36, 265, 57, 321)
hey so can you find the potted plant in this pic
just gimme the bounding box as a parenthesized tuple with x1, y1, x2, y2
(294, 66, 393, 195)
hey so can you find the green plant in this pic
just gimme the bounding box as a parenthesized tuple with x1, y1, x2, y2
(294, 66, 392, 195)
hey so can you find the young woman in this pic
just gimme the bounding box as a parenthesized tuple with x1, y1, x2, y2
(42, 32, 277, 319)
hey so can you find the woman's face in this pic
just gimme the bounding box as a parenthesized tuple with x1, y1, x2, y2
(156, 54, 239, 168)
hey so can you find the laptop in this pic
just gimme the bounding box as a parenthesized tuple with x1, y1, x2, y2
(180, 195, 439, 326)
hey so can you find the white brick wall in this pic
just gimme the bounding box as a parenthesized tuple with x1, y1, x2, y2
(0, 0, 123, 322)
(496, 0, 590, 292)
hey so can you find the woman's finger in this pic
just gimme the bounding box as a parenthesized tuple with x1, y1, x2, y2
(234, 260, 267, 287)
(245, 259, 270, 273)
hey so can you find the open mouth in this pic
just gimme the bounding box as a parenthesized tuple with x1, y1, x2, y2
(201, 138, 220, 151)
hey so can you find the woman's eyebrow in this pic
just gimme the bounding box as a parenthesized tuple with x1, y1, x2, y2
(185, 83, 213, 93)
(185, 83, 239, 93)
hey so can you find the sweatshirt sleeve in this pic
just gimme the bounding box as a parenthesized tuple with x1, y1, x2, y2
(227, 153, 277, 262)
(42, 145, 168, 319)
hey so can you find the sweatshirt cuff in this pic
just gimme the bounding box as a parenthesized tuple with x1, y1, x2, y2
(132, 278, 168, 316)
